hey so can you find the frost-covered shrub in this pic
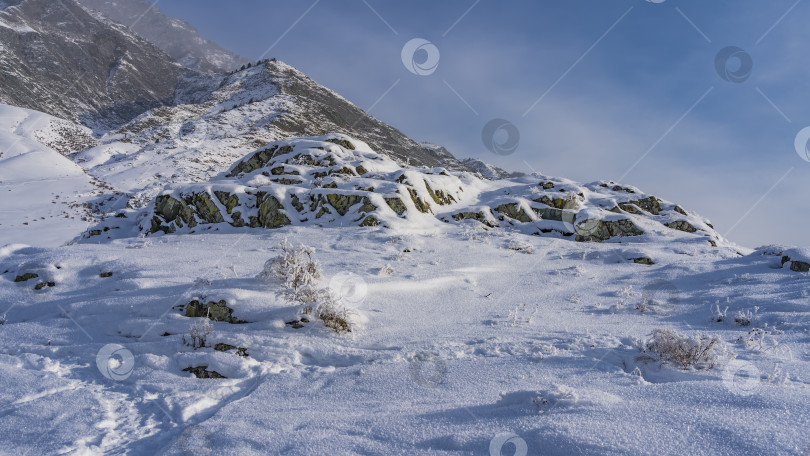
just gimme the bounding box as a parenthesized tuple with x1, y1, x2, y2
(259, 239, 355, 334)
(257, 239, 322, 291)
(507, 239, 534, 254)
(314, 296, 354, 334)
(639, 329, 725, 369)
(183, 315, 213, 350)
(288, 283, 330, 306)
(711, 304, 728, 323)
(734, 307, 758, 327)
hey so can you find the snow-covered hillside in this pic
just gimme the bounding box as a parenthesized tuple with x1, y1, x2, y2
(73, 60, 495, 213)
(2, 131, 807, 454)
(0, 105, 104, 246)
(0, 2, 807, 451)
(81, 134, 724, 256)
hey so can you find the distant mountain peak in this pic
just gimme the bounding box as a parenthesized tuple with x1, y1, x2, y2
(0, 0, 185, 128)
(76, 0, 249, 73)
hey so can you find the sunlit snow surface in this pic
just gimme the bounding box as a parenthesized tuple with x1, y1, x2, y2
(0, 226, 808, 455)
(0, 105, 100, 246)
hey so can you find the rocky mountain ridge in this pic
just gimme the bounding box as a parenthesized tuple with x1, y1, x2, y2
(82, 134, 726, 265)
(0, 0, 185, 129)
(72, 60, 511, 211)
(76, 0, 249, 73)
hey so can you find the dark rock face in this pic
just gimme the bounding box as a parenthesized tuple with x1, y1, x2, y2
(665, 220, 698, 233)
(0, 0, 184, 128)
(182, 366, 225, 379)
(575, 219, 644, 242)
(75, 0, 248, 73)
(782, 256, 810, 273)
(263, 61, 474, 171)
(184, 299, 244, 324)
(631, 257, 655, 265)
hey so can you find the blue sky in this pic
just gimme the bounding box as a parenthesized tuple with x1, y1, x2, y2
(159, 0, 810, 248)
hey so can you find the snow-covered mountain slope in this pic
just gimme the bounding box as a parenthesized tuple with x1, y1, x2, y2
(0, 105, 105, 246)
(76, 0, 249, 73)
(84, 134, 724, 255)
(75, 61, 503, 210)
(0, 225, 806, 454)
(0, 0, 185, 129)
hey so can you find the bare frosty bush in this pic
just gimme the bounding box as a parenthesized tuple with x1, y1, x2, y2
(183, 314, 213, 350)
(314, 294, 355, 334)
(711, 304, 728, 322)
(638, 329, 726, 369)
(734, 307, 758, 327)
(259, 239, 354, 333)
(257, 239, 322, 291)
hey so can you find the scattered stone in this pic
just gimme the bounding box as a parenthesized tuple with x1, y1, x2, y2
(183, 366, 226, 379)
(575, 219, 643, 242)
(384, 197, 407, 216)
(185, 299, 244, 323)
(14, 273, 39, 282)
(325, 138, 355, 150)
(34, 281, 55, 290)
(495, 203, 532, 223)
(665, 220, 697, 233)
(535, 195, 579, 210)
(631, 257, 655, 265)
(214, 343, 249, 357)
(100, 271, 113, 278)
(782, 256, 810, 272)
(617, 196, 661, 215)
(452, 211, 497, 228)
